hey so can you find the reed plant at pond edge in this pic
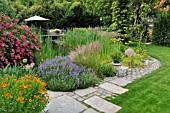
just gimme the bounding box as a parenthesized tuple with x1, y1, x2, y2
(60, 28, 99, 50)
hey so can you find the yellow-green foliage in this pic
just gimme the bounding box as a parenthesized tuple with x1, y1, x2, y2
(122, 54, 144, 68)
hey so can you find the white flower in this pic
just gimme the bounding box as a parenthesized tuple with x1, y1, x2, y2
(23, 59, 27, 63)
(25, 64, 31, 70)
(30, 63, 35, 68)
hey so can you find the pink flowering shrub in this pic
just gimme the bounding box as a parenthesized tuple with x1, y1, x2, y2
(0, 15, 41, 68)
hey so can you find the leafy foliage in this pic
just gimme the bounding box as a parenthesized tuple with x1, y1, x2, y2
(97, 64, 115, 77)
(8, 0, 102, 28)
(129, 1, 153, 43)
(0, 64, 36, 78)
(0, 0, 16, 18)
(152, 11, 170, 46)
(122, 54, 144, 68)
(111, 52, 122, 63)
(110, 0, 131, 42)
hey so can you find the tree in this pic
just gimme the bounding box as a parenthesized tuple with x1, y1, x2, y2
(7, 0, 107, 28)
(130, 0, 156, 25)
(152, 0, 170, 46)
(96, 0, 114, 26)
(0, 0, 16, 18)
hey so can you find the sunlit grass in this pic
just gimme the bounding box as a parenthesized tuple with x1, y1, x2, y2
(106, 45, 170, 113)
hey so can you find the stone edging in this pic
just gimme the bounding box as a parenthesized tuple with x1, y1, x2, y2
(121, 57, 161, 81)
(43, 57, 161, 113)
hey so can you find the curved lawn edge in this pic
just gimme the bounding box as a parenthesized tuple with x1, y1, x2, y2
(122, 57, 161, 82)
(106, 45, 170, 113)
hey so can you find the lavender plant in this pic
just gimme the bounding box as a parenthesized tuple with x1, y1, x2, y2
(37, 56, 99, 91)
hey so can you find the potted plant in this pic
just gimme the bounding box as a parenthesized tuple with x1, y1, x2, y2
(55, 29, 61, 34)
(111, 51, 122, 64)
(111, 51, 123, 76)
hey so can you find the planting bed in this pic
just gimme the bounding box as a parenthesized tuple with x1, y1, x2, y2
(117, 57, 161, 81)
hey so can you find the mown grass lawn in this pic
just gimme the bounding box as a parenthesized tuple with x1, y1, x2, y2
(106, 45, 170, 113)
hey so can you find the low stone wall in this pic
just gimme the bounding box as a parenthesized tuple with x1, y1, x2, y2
(117, 57, 161, 81)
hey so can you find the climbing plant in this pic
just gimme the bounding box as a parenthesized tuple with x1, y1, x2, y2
(110, 0, 131, 42)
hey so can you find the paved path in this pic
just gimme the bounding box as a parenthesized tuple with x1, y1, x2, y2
(42, 58, 161, 113)
(42, 77, 131, 113)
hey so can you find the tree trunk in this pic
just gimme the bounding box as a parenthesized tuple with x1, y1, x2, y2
(134, 4, 141, 25)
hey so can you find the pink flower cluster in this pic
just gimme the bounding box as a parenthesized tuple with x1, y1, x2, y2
(0, 15, 41, 68)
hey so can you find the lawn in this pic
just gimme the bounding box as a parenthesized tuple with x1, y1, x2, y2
(106, 45, 170, 113)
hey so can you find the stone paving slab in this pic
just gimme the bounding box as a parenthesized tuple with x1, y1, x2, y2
(99, 83, 128, 94)
(104, 76, 117, 81)
(84, 96, 121, 113)
(44, 95, 87, 113)
(47, 90, 67, 100)
(83, 108, 99, 113)
(76, 97, 84, 102)
(110, 78, 132, 86)
(74, 87, 97, 97)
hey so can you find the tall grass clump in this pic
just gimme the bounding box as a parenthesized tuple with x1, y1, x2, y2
(70, 42, 102, 72)
(59, 28, 100, 49)
(35, 35, 56, 64)
(70, 37, 118, 78)
(98, 36, 116, 63)
(35, 34, 69, 65)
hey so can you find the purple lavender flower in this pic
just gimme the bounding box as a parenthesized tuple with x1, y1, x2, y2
(37, 56, 96, 84)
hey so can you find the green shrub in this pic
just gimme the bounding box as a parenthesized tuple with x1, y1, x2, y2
(78, 73, 100, 89)
(152, 12, 170, 47)
(97, 64, 115, 77)
(110, 0, 131, 42)
(120, 44, 128, 53)
(0, 75, 49, 113)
